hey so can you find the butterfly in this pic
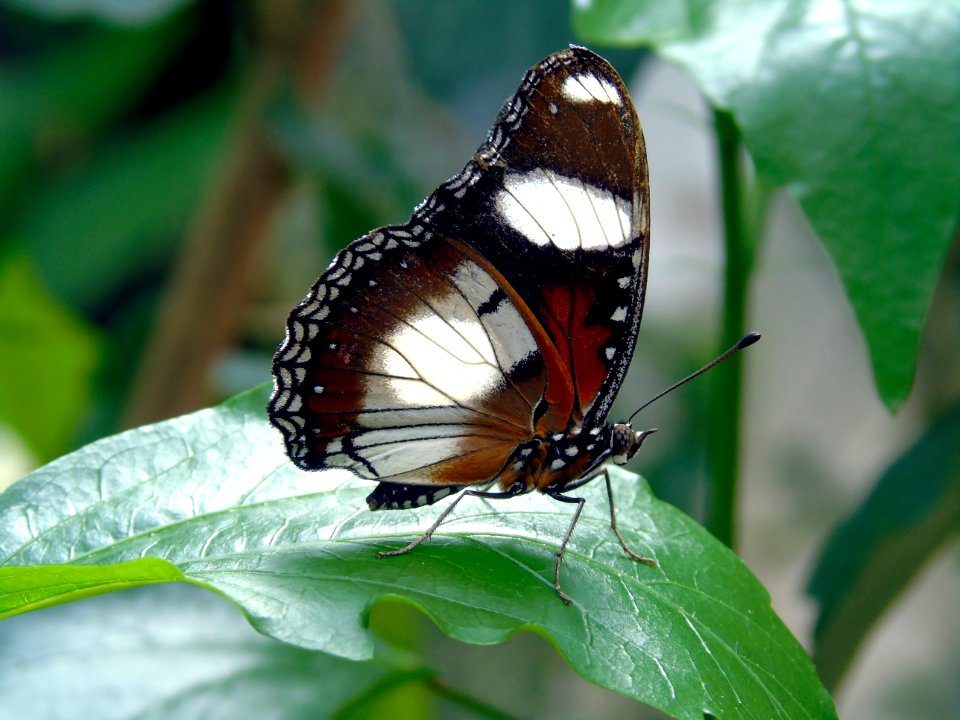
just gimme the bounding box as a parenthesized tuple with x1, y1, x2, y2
(269, 46, 656, 604)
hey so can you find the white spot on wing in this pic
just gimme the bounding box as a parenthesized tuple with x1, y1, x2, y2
(323, 427, 476, 481)
(363, 263, 542, 411)
(380, 312, 501, 406)
(355, 436, 467, 478)
(274, 417, 296, 434)
(561, 74, 622, 104)
(371, 345, 418, 379)
(450, 261, 538, 372)
(355, 406, 485, 429)
(406, 312, 491, 365)
(497, 169, 630, 251)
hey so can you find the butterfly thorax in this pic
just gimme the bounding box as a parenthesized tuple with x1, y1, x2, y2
(501, 422, 652, 495)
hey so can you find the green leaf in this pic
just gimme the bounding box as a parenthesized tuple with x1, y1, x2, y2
(808, 401, 960, 691)
(0, 557, 182, 619)
(0, 255, 99, 461)
(0, 582, 433, 719)
(574, 0, 960, 410)
(0, 387, 836, 719)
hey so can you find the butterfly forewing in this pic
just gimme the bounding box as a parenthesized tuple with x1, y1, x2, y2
(428, 47, 649, 426)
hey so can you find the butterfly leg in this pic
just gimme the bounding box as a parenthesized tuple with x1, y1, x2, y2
(545, 493, 586, 605)
(602, 468, 656, 566)
(547, 469, 657, 604)
(376, 484, 527, 560)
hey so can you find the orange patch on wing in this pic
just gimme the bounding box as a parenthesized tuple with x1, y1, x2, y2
(426, 437, 522, 487)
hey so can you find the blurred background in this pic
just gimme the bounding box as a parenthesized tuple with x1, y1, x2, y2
(0, 1, 957, 718)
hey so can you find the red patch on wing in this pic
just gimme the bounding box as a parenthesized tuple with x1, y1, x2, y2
(539, 283, 614, 421)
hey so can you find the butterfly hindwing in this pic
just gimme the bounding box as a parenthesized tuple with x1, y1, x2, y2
(270, 221, 573, 486)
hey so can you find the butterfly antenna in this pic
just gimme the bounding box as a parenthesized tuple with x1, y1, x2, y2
(626, 332, 761, 424)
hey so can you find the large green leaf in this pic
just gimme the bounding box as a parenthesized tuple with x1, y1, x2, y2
(574, 0, 960, 410)
(808, 401, 960, 691)
(0, 558, 182, 617)
(0, 387, 836, 719)
(0, 582, 433, 720)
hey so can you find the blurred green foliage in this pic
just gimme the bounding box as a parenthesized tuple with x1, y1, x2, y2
(0, 3, 232, 455)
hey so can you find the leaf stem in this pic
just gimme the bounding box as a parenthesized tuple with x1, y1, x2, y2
(705, 109, 760, 548)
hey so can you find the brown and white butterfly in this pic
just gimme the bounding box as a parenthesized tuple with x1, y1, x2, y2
(269, 46, 657, 604)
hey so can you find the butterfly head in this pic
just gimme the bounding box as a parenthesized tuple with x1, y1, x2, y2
(609, 424, 656, 465)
